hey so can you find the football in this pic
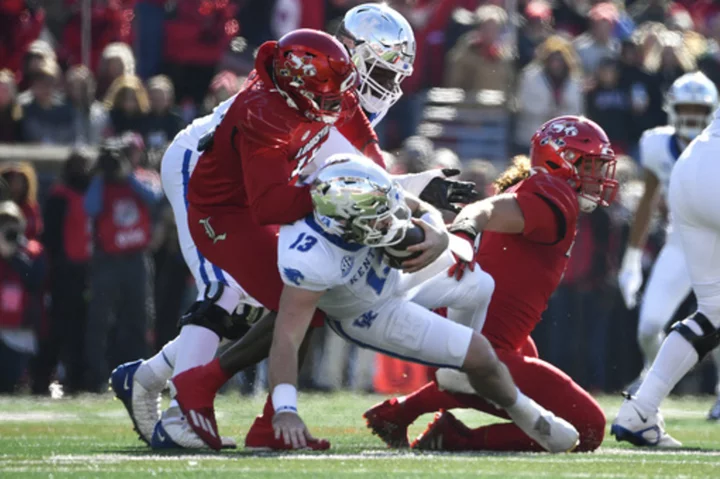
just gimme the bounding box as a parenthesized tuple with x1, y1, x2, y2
(383, 224, 425, 268)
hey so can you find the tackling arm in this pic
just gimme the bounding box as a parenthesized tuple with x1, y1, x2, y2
(452, 194, 526, 237)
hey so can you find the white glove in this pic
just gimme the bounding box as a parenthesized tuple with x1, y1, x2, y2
(618, 247, 643, 309)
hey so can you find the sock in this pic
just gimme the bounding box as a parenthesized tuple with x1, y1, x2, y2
(254, 394, 274, 425)
(144, 338, 178, 382)
(201, 358, 233, 392)
(172, 325, 221, 376)
(467, 423, 541, 452)
(635, 330, 700, 412)
(638, 330, 663, 372)
(504, 389, 539, 427)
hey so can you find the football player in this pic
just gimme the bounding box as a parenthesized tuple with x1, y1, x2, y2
(612, 84, 720, 448)
(616, 72, 720, 419)
(265, 153, 580, 453)
(363, 116, 618, 452)
(111, 6, 474, 450)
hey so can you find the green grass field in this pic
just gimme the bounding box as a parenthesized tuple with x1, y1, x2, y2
(1, 392, 720, 478)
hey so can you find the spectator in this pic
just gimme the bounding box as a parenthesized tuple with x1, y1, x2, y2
(17, 59, 78, 145)
(0, 69, 21, 142)
(586, 57, 633, 154)
(36, 150, 93, 394)
(514, 35, 583, 151)
(697, 13, 720, 89)
(618, 39, 665, 147)
(17, 40, 57, 95)
(96, 42, 136, 101)
(644, 30, 696, 93)
(103, 74, 150, 138)
(202, 70, 242, 115)
(163, 0, 239, 105)
(0, 1, 45, 78)
(393, 135, 435, 174)
(444, 5, 514, 95)
(66, 65, 110, 145)
(83, 140, 162, 392)
(0, 201, 47, 394)
(573, 2, 621, 76)
(142, 75, 183, 150)
(0, 162, 43, 240)
(432, 147, 462, 171)
(517, 1, 554, 69)
(458, 158, 498, 201)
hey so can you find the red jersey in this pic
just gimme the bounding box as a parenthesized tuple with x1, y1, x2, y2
(188, 44, 383, 226)
(478, 173, 580, 351)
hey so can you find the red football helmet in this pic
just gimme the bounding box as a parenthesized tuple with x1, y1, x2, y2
(272, 29, 359, 124)
(530, 116, 618, 212)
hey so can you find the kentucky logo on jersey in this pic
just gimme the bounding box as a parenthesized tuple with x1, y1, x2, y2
(353, 310, 378, 329)
(283, 267, 305, 286)
(199, 217, 226, 244)
(341, 255, 355, 277)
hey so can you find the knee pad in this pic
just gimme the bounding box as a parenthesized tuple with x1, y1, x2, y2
(178, 283, 263, 340)
(670, 312, 720, 360)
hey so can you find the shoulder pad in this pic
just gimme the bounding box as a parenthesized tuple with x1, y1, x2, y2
(236, 87, 299, 149)
(640, 125, 675, 170)
(277, 222, 339, 291)
(517, 173, 579, 223)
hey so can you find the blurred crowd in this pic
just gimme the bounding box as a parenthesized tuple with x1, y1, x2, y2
(1, 0, 719, 396)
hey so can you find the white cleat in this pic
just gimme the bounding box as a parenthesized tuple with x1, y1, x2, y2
(110, 360, 164, 444)
(151, 406, 237, 449)
(611, 397, 682, 448)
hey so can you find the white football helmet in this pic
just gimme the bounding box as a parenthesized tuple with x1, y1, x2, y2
(665, 71, 719, 141)
(337, 3, 416, 114)
(310, 154, 411, 247)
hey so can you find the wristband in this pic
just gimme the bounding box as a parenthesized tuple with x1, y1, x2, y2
(448, 220, 478, 241)
(272, 383, 298, 415)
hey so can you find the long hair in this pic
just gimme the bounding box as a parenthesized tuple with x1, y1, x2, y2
(0, 162, 39, 206)
(494, 155, 532, 193)
(534, 35, 582, 77)
(104, 74, 150, 113)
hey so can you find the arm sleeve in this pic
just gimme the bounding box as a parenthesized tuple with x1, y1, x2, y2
(41, 194, 68, 259)
(336, 106, 385, 168)
(83, 176, 104, 218)
(129, 172, 164, 206)
(238, 135, 314, 225)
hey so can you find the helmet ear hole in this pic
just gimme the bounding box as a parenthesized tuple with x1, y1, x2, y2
(545, 161, 561, 170)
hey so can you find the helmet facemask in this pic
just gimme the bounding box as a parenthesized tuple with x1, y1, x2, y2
(671, 103, 713, 141)
(570, 154, 618, 213)
(312, 171, 411, 247)
(354, 43, 410, 113)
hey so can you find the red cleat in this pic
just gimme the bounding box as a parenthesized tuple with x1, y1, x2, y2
(244, 415, 331, 451)
(363, 398, 411, 448)
(168, 367, 223, 450)
(411, 410, 471, 451)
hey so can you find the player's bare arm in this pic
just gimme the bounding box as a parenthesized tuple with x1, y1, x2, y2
(453, 193, 526, 236)
(269, 284, 325, 449)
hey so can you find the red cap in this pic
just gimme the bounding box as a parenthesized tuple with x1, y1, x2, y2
(589, 2, 619, 23)
(525, 1, 552, 21)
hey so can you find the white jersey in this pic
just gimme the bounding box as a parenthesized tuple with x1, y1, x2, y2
(639, 125, 684, 201)
(277, 215, 399, 320)
(172, 93, 239, 151)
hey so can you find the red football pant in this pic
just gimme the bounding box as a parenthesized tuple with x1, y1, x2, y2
(188, 205, 324, 326)
(401, 340, 605, 452)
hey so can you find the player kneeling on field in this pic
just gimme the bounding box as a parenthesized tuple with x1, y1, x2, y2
(266, 153, 580, 453)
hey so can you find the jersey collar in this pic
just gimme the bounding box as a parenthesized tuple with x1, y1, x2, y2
(304, 215, 364, 252)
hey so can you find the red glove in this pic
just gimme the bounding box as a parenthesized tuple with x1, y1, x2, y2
(447, 231, 476, 281)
